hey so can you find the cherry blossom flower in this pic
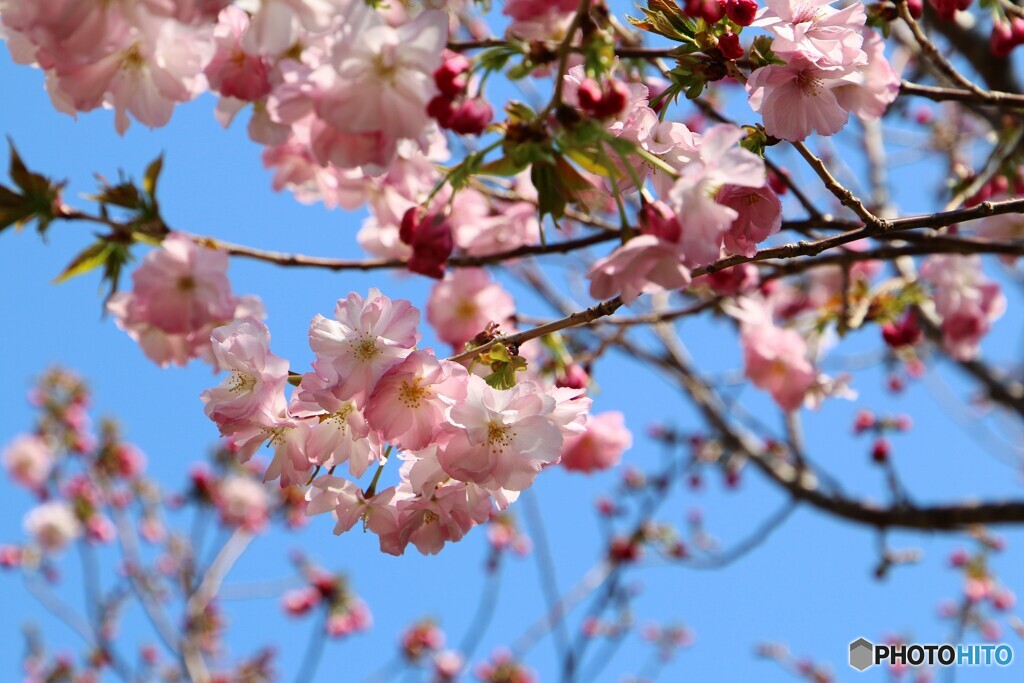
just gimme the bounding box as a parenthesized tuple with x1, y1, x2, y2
(718, 184, 783, 258)
(921, 255, 1006, 360)
(3, 434, 54, 491)
(754, 0, 867, 68)
(746, 54, 850, 142)
(426, 269, 516, 348)
(308, 289, 420, 403)
(561, 412, 633, 473)
(24, 501, 82, 553)
(587, 235, 691, 305)
(215, 475, 271, 531)
(306, 475, 396, 536)
(54, 15, 214, 134)
(365, 350, 469, 451)
(201, 318, 290, 431)
(108, 233, 263, 367)
(315, 6, 447, 142)
(293, 373, 383, 478)
(742, 323, 817, 411)
(439, 376, 564, 492)
(204, 6, 272, 102)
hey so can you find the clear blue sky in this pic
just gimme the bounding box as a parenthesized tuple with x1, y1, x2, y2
(1, 30, 1022, 683)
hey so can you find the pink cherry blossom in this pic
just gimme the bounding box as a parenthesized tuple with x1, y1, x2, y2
(718, 184, 783, 257)
(395, 480, 492, 555)
(315, 7, 447, 141)
(921, 254, 1006, 361)
(587, 235, 691, 305)
(834, 28, 901, 120)
(308, 289, 421, 403)
(204, 6, 272, 102)
(742, 324, 817, 411)
(108, 233, 263, 367)
(24, 501, 82, 553)
(755, 0, 867, 68)
(54, 15, 214, 134)
(3, 434, 54, 491)
(215, 475, 271, 531)
(439, 376, 564, 492)
(293, 374, 383, 478)
(427, 269, 516, 348)
(306, 476, 396, 536)
(365, 350, 469, 451)
(746, 54, 850, 142)
(201, 318, 290, 431)
(561, 412, 633, 473)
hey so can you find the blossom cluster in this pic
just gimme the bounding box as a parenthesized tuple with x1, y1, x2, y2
(199, 288, 632, 555)
(0, 0, 451, 167)
(745, 0, 901, 141)
(581, 109, 781, 303)
(108, 232, 263, 367)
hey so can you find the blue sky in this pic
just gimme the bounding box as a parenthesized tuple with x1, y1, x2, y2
(1, 28, 1023, 683)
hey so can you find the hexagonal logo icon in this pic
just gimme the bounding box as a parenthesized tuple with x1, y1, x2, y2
(849, 637, 874, 671)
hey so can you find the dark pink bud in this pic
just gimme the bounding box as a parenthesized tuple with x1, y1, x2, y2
(434, 55, 471, 98)
(725, 0, 757, 25)
(767, 167, 790, 195)
(853, 409, 875, 434)
(427, 94, 456, 128)
(991, 21, 1015, 58)
(448, 98, 493, 136)
(595, 80, 629, 118)
(718, 31, 745, 60)
(871, 437, 890, 463)
(577, 78, 604, 114)
(400, 208, 454, 279)
(639, 200, 682, 242)
(555, 363, 590, 389)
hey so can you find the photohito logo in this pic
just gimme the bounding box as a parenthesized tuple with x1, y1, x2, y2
(849, 638, 1013, 671)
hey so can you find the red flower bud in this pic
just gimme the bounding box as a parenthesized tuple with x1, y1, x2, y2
(427, 94, 456, 128)
(718, 31, 745, 60)
(871, 437, 890, 463)
(434, 55, 471, 98)
(448, 98, 493, 136)
(726, 0, 758, 25)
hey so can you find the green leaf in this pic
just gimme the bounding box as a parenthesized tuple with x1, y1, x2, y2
(88, 182, 142, 210)
(5, 139, 64, 235)
(54, 240, 115, 284)
(478, 155, 529, 177)
(0, 184, 34, 232)
(143, 154, 164, 199)
(749, 35, 785, 69)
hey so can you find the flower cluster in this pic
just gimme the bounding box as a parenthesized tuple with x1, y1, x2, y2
(920, 255, 1006, 361)
(0, 0, 453, 169)
(108, 232, 263, 367)
(201, 288, 595, 555)
(584, 115, 781, 303)
(746, 0, 900, 141)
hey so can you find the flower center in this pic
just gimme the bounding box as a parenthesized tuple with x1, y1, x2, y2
(227, 370, 256, 394)
(398, 378, 431, 409)
(796, 71, 824, 98)
(487, 422, 514, 454)
(263, 427, 288, 446)
(454, 300, 478, 321)
(372, 44, 400, 83)
(352, 337, 381, 362)
(121, 43, 146, 70)
(324, 404, 355, 432)
(423, 510, 439, 524)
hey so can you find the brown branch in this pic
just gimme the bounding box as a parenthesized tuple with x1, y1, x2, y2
(192, 228, 619, 272)
(900, 80, 1024, 108)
